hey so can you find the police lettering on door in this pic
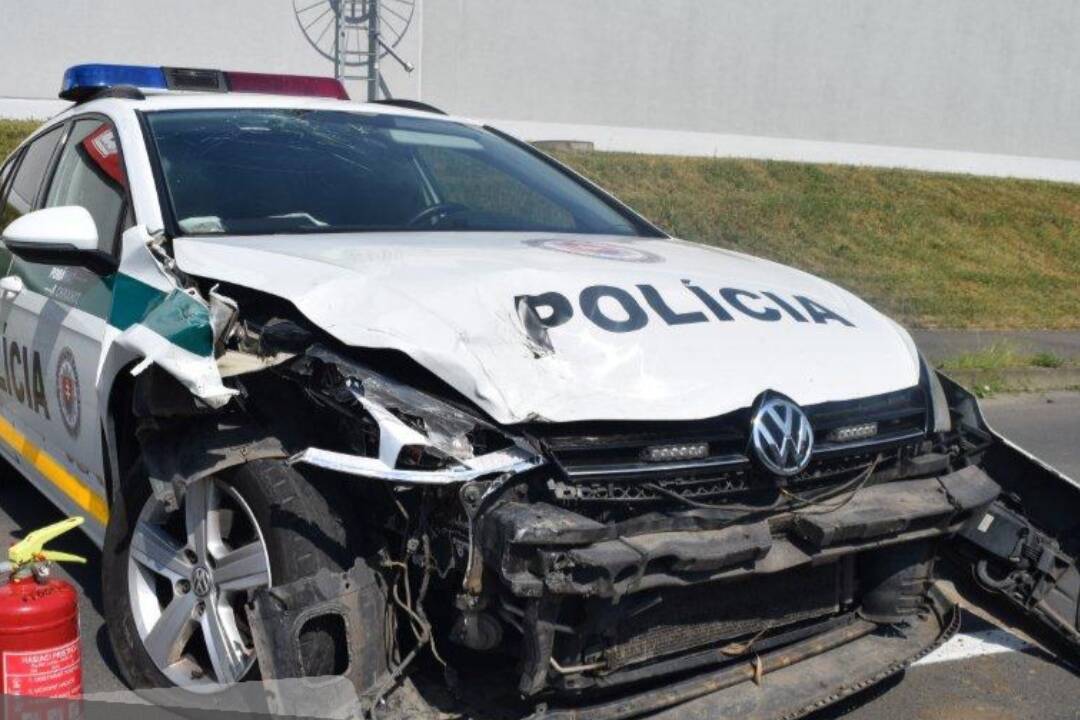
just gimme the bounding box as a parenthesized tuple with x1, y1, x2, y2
(0, 337, 49, 418)
(0, 340, 81, 437)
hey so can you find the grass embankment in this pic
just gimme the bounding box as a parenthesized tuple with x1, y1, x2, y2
(553, 150, 1080, 330)
(934, 342, 1080, 396)
(4, 118, 1078, 329)
(0, 119, 36, 160)
(938, 343, 1073, 372)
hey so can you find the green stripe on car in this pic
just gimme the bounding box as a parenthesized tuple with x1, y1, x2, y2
(109, 274, 214, 357)
(5, 258, 213, 358)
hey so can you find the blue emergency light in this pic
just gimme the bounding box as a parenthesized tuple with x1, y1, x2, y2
(59, 63, 349, 102)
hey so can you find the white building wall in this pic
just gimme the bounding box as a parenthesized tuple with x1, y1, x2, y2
(0, 0, 420, 117)
(3, 1, 1079, 181)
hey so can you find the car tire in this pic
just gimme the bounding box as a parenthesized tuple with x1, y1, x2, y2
(102, 458, 357, 697)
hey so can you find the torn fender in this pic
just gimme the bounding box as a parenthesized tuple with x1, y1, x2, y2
(104, 226, 235, 408)
(137, 416, 286, 511)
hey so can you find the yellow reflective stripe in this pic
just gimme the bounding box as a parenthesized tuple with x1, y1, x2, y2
(0, 413, 108, 525)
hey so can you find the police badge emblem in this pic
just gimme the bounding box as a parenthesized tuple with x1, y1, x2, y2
(55, 347, 80, 438)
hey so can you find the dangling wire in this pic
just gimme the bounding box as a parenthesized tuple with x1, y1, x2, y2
(368, 490, 445, 719)
(783, 454, 883, 515)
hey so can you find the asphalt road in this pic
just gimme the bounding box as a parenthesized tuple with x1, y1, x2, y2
(980, 390, 1080, 480)
(0, 391, 1076, 716)
(813, 390, 1080, 720)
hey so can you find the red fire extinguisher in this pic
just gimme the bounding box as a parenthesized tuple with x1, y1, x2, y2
(0, 517, 84, 706)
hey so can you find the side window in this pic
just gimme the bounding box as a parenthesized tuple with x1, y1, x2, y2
(1, 126, 63, 229)
(45, 119, 128, 252)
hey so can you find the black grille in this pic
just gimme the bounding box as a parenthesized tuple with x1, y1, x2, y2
(541, 421, 752, 506)
(810, 385, 928, 452)
(533, 386, 927, 510)
(541, 425, 747, 474)
(549, 466, 751, 503)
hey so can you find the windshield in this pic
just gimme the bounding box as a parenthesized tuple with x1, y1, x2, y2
(143, 109, 648, 237)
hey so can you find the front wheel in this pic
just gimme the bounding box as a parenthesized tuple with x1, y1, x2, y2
(102, 459, 355, 695)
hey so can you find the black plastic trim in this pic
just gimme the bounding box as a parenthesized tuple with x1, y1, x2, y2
(62, 84, 146, 104)
(812, 428, 927, 457)
(2, 239, 118, 275)
(372, 98, 447, 115)
(563, 454, 749, 479)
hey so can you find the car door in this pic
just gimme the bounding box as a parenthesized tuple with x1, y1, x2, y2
(0, 124, 69, 504)
(0, 116, 127, 536)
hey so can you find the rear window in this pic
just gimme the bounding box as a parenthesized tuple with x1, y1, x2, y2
(143, 109, 647, 237)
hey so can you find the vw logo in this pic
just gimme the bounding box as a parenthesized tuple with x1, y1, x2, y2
(191, 566, 214, 597)
(750, 395, 814, 477)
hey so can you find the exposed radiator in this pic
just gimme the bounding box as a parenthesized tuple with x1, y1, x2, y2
(600, 564, 841, 670)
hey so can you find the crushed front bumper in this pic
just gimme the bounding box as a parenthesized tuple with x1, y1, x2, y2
(478, 466, 996, 701)
(531, 585, 959, 720)
(483, 468, 999, 599)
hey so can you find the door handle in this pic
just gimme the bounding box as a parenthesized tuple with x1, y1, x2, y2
(0, 275, 24, 295)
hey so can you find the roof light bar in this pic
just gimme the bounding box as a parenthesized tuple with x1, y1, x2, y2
(225, 71, 349, 100)
(164, 67, 228, 93)
(59, 63, 349, 102)
(60, 64, 167, 101)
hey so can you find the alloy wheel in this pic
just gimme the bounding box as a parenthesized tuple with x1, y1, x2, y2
(127, 478, 271, 691)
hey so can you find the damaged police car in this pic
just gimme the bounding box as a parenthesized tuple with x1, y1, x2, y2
(0, 64, 1076, 718)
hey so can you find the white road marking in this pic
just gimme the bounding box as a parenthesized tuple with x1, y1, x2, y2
(914, 628, 1032, 666)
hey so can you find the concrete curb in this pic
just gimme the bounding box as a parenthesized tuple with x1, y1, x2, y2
(910, 330, 1080, 365)
(910, 329, 1080, 393)
(941, 367, 1080, 393)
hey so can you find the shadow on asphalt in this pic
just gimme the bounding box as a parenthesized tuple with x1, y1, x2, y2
(95, 623, 125, 683)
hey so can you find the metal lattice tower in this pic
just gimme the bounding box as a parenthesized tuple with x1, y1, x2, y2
(293, 0, 416, 101)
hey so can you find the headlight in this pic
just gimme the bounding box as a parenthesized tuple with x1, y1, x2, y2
(289, 345, 543, 484)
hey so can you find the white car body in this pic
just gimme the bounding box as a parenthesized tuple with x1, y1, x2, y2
(0, 92, 922, 543)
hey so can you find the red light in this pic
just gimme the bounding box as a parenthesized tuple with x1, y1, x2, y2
(225, 71, 349, 100)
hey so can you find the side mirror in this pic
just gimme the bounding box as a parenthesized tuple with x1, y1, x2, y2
(1, 206, 117, 274)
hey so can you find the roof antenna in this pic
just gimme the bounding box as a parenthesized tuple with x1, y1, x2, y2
(293, 0, 416, 102)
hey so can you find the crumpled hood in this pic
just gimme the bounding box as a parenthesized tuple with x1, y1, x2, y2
(173, 232, 921, 424)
